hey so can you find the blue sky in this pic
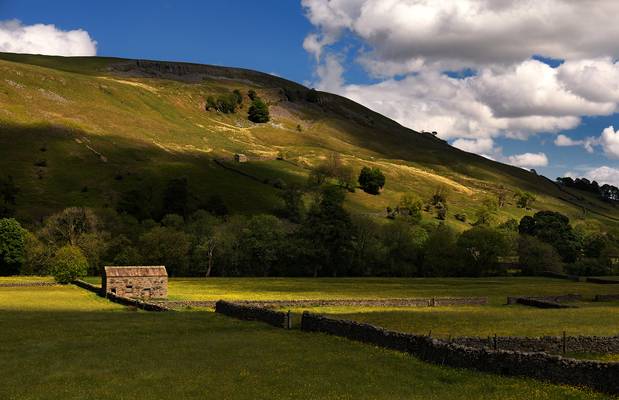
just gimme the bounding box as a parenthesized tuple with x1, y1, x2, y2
(1, 0, 619, 185)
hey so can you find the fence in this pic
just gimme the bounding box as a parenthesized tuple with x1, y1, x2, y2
(215, 300, 291, 328)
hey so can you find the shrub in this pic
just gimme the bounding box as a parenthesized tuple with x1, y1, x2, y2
(248, 89, 257, 101)
(50, 245, 88, 283)
(358, 167, 385, 195)
(248, 98, 270, 123)
(454, 213, 467, 222)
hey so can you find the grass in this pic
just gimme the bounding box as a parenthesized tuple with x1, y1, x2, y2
(0, 285, 613, 399)
(1, 52, 618, 231)
(0, 276, 53, 284)
(148, 277, 619, 305)
(81, 276, 619, 337)
(308, 303, 619, 338)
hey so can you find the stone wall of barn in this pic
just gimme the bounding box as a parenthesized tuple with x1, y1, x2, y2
(104, 276, 167, 299)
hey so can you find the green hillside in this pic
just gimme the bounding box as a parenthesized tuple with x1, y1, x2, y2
(1, 52, 617, 231)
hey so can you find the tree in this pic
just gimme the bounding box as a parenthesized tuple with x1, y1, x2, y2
(514, 190, 536, 209)
(139, 226, 192, 276)
(248, 89, 257, 101)
(358, 167, 385, 195)
(40, 207, 99, 247)
(518, 235, 563, 275)
(238, 215, 285, 276)
(232, 89, 243, 105)
(457, 226, 509, 276)
(279, 184, 305, 223)
(350, 215, 386, 276)
(519, 211, 581, 263)
(422, 224, 461, 276)
(474, 198, 499, 226)
(117, 187, 154, 220)
(21, 231, 51, 275)
(0, 176, 19, 218)
(394, 193, 423, 224)
(50, 245, 88, 283)
(382, 221, 427, 276)
(0, 218, 26, 276)
(248, 98, 270, 123)
(299, 186, 354, 277)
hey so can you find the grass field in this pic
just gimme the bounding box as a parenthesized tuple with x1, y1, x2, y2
(83, 276, 619, 337)
(150, 277, 619, 305)
(0, 285, 614, 399)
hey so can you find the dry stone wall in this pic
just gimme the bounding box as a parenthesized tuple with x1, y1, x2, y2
(595, 294, 619, 302)
(451, 336, 619, 354)
(587, 277, 619, 285)
(155, 297, 487, 309)
(215, 300, 290, 328)
(0, 282, 57, 287)
(300, 312, 619, 395)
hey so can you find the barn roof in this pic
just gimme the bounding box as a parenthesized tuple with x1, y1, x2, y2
(104, 266, 168, 277)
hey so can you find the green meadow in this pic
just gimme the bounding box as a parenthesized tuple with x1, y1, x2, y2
(0, 284, 614, 400)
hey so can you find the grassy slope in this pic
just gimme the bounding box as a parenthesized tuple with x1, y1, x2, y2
(1, 52, 618, 230)
(0, 285, 611, 400)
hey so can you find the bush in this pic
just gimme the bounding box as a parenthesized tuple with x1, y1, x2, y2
(248, 98, 270, 123)
(358, 167, 385, 195)
(454, 213, 467, 222)
(50, 245, 88, 283)
(248, 89, 257, 101)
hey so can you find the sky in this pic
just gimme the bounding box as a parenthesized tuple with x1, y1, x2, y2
(1, 0, 619, 186)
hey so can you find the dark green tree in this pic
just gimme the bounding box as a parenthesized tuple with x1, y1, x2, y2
(0, 218, 26, 275)
(422, 224, 461, 277)
(519, 211, 581, 263)
(248, 89, 257, 101)
(518, 235, 563, 275)
(248, 98, 270, 123)
(299, 186, 354, 277)
(457, 226, 509, 276)
(279, 184, 305, 223)
(358, 167, 385, 195)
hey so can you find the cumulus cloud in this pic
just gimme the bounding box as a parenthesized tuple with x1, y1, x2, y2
(0, 19, 96, 56)
(301, 0, 619, 166)
(554, 134, 597, 153)
(566, 166, 619, 187)
(600, 126, 619, 159)
(506, 152, 549, 168)
(302, 0, 619, 72)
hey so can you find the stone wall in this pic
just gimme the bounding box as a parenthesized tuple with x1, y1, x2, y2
(594, 294, 619, 302)
(73, 279, 102, 294)
(507, 297, 576, 309)
(215, 300, 290, 328)
(0, 282, 57, 287)
(541, 271, 581, 281)
(587, 277, 619, 285)
(104, 276, 167, 299)
(300, 312, 619, 395)
(451, 335, 619, 354)
(106, 292, 170, 312)
(153, 297, 488, 309)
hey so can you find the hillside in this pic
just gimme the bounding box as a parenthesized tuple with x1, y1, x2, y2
(1, 52, 617, 231)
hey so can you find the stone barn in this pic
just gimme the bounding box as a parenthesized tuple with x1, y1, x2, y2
(234, 153, 248, 163)
(102, 266, 168, 299)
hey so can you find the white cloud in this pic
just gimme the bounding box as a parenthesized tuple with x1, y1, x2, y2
(303, 0, 619, 72)
(554, 134, 597, 153)
(452, 137, 495, 154)
(302, 0, 619, 163)
(506, 152, 549, 168)
(0, 19, 96, 56)
(566, 166, 619, 187)
(600, 126, 619, 159)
